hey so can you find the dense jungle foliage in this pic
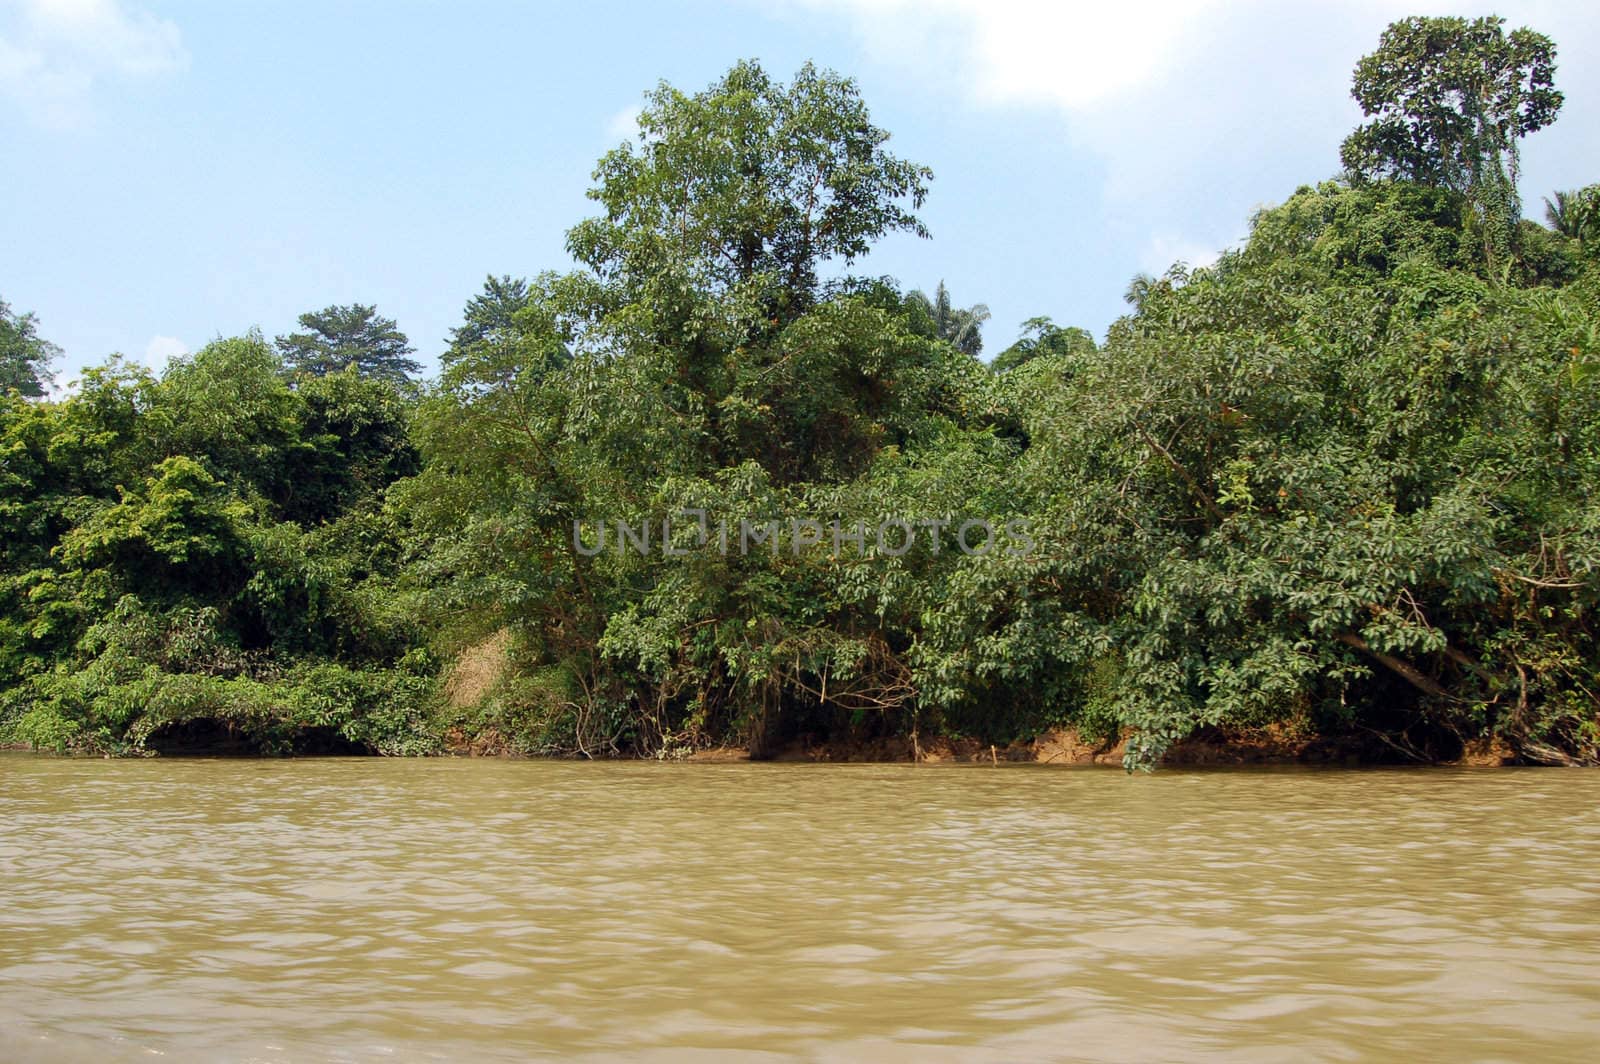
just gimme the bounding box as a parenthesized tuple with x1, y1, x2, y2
(4, 16, 1599, 767)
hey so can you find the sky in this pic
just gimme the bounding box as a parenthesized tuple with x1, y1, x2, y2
(3, 0, 1597, 385)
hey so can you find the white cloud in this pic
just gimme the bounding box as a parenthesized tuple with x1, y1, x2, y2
(142, 333, 186, 374)
(605, 102, 642, 143)
(0, 0, 188, 125)
(785, 1, 1599, 253)
(783, 1, 1428, 217)
(796, 0, 1225, 113)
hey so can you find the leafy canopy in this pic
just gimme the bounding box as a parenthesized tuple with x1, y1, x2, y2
(991, 317, 1097, 373)
(568, 60, 932, 316)
(1, 296, 60, 398)
(8, 30, 1600, 769)
(275, 303, 420, 384)
(1340, 15, 1562, 266)
(1545, 187, 1600, 249)
(904, 282, 990, 356)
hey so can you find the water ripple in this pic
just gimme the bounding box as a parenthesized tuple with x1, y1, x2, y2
(2, 757, 1598, 1061)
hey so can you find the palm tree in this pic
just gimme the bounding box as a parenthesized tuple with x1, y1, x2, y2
(1123, 272, 1157, 310)
(1545, 188, 1599, 246)
(905, 282, 990, 356)
(1545, 191, 1582, 238)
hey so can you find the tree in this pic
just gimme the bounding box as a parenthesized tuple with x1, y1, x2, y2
(1340, 16, 1563, 269)
(904, 282, 990, 356)
(275, 304, 420, 384)
(1545, 187, 1600, 248)
(2, 328, 434, 756)
(1, 296, 60, 397)
(407, 61, 955, 758)
(567, 60, 932, 320)
(1123, 272, 1158, 310)
(446, 275, 532, 359)
(991, 317, 1096, 373)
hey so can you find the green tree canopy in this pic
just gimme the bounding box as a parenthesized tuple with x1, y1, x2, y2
(446, 275, 534, 358)
(275, 303, 420, 384)
(1545, 187, 1600, 249)
(991, 317, 1096, 373)
(903, 282, 990, 356)
(1, 296, 60, 398)
(1340, 16, 1563, 268)
(567, 60, 932, 319)
(7, 29, 1600, 770)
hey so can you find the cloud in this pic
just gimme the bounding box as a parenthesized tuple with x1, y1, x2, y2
(0, 0, 188, 125)
(142, 333, 186, 374)
(783, 2, 1426, 216)
(795, 0, 1225, 113)
(605, 102, 642, 143)
(785, 2, 1599, 251)
(791, 2, 1595, 172)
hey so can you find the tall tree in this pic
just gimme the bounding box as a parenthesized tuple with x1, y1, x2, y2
(0, 296, 60, 397)
(412, 61, 951, 757)
(1339, 16, 1563, 269)
(1123, 272, 1159, 311)
(446, 275, 533, 360)
(568, 60, 932, 322)
(275, 304, 420, 384)
(904, 282, 990, 356)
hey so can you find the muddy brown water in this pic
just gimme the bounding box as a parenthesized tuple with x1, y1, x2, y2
(2, 755, 1598, 1062)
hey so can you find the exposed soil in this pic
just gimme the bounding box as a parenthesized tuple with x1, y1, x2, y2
(428, 635, 1525, 767)
(681, 724, 1522, 767)
(441, 725, 513, 757)
(442, 630, 512, 709)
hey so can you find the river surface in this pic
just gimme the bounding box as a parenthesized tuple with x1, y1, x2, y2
(2, 756, 1599, 1062)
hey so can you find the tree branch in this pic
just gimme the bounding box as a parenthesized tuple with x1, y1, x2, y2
(1335, 632, 1457, 701)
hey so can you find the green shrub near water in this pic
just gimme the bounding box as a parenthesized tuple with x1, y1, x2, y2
(0, 336, 438, 755)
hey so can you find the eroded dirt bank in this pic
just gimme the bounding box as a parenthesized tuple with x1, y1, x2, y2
(701, 728, 1519, 767)
(439, 726, 1522, 767)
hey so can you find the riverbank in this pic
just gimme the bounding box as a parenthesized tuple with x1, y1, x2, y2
(1, 709, 1554, 767)
(438, 725, 1527, 768)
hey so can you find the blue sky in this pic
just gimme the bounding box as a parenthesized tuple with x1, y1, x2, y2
(4, 0, 1597, 384)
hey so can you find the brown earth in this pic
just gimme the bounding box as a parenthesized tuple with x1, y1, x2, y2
(439, 725, 1522, 765)
(441, 630, 512, 710)
(428, 633, 1523, 767)
(680, 724, 1520, 767)
(441, 726, 513, 757)
(1459, 735, 1518, 766)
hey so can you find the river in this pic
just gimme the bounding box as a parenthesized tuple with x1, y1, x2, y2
(2, 755, 1598, 1061)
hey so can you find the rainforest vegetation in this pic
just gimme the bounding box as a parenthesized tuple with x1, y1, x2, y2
(4, 16, 1599, 767)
